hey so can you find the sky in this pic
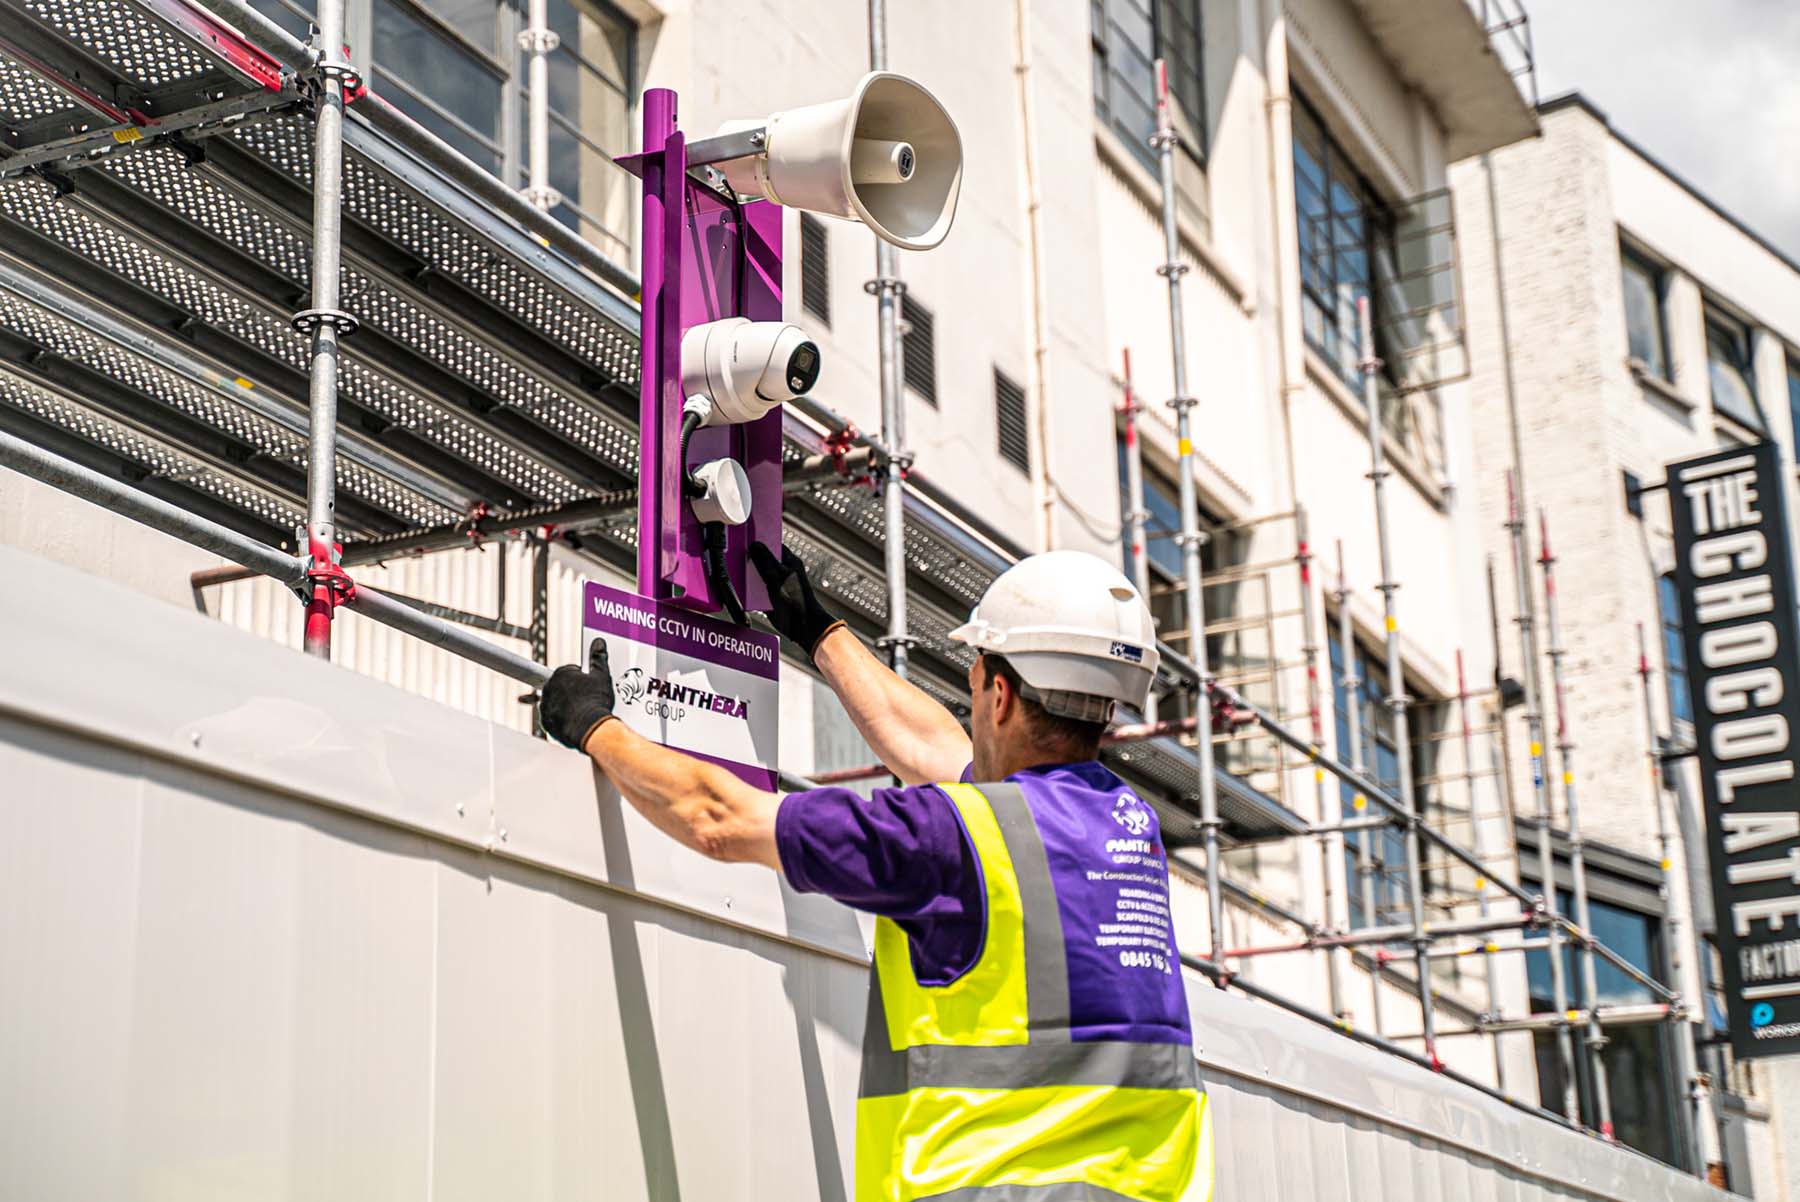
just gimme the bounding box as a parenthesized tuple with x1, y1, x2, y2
(1526, 0, 1800, 264)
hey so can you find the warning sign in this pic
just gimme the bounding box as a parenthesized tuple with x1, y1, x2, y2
(581, 581, 780, 790)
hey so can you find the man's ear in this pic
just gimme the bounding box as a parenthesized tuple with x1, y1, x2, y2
(990, 667, 1018, 726)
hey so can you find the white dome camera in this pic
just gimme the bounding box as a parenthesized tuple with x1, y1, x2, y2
(679, 317, 821, 427)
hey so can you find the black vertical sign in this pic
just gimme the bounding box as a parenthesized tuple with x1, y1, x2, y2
(1668, 441, 1800, 1058)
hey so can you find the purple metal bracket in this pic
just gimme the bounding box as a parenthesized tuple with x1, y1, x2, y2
(619, 88, 780, 614)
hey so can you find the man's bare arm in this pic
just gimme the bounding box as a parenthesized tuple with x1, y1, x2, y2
(581, 720, 784, 869)
(812, 625, 972, 785)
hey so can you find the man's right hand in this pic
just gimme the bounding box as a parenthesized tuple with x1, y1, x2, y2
(750, 543, 845, 661)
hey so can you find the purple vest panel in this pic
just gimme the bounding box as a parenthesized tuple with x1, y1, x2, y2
(1016, 763, 1192, 1045)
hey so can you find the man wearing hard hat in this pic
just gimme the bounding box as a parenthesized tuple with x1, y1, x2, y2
(538, 547, 1212, 1202)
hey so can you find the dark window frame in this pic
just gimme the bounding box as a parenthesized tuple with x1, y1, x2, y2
(1787, 352, 1800, 470)
(1703, 303, 1765, 432)
(1620, 242, 1672, 381)
(1329, 632, 1440, 928)
(1090, 0, 1207, 173)
(1292, 89, 1398, 397)
(1657, 572, 1694, 727)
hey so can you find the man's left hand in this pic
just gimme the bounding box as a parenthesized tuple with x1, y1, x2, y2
(539, 638, 618, 750)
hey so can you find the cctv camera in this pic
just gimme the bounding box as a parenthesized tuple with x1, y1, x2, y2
(680, 318, 821, 427)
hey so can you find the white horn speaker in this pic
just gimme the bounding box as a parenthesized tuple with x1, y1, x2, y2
(716, 72, 962, 252)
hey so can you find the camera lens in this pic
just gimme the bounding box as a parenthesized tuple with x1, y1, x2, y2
(786, 341, 821, 395)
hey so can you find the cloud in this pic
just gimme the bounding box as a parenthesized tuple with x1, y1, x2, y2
(1529, 0, 1800, 263)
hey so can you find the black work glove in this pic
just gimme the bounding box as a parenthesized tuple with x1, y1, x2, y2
(539, 638, 618, 750)
(750, 542, 845, 660)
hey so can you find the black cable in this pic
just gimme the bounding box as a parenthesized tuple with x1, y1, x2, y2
(701, 520, 750, 625)
(681, 409, 749, 625)
(679, 410, 705, 498)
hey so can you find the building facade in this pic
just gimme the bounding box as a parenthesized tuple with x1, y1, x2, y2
(1454, 92, 1800, 1196)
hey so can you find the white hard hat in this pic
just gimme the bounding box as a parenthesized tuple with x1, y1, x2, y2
(950, 550, 1160, 724)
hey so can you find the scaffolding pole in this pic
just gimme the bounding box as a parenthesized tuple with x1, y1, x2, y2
(1119, 348, 1156, 722)
(1151, 59, 1224, 962)
(1337, 541, 1384, 1035)
(1457, 649, 1507, 1094)
(1296, 505, 1345, 1018)
(868, 0, 912, 681)
(520, 0, 561, 211)
(1507, 469, 1579, 1122)
(1538, 513, 1614, 1138)
(1387, 1002, 1676, 1040)
(0, 428, 551, 690)
(1357, 297, 1438, 1068)
(1639, 623, 1716, 1177)
(298, 0, 355, 659)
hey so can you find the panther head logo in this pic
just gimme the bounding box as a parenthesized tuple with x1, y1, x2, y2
(1112, 792, 1153, 837)
(616, 666, 646, 706)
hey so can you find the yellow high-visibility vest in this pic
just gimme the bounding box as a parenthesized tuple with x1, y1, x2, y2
(854, 781, 1213, 1202)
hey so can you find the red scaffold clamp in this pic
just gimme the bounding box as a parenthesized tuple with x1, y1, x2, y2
(461, 501, 493, 547)
(302, 536, 357, 656)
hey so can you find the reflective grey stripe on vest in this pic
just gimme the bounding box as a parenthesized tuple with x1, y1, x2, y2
(917, 1183, 1150, 1202)
(982, 782, 1070, 1038)
(860, 783, 1194, 1100)
(864, 1038, 1198, 1096)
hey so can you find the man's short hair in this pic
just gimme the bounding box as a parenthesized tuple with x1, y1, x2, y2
(980, 654, 1107, 760)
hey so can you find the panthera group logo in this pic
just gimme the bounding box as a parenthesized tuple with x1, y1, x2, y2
(1112, 792, 1153, 837)
(616, 666, 647, 706)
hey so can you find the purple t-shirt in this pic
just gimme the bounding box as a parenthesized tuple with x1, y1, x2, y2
(777, 760, 1191, 1044)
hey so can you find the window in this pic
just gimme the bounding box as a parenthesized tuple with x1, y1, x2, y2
(1786, 354, 1800, 461)
(901, 294, 936, 407)
(1328, 635, 1438, 929)
(1293, 93, 1393, 395)
(1705, 307, 1764, 431)
(307, 0, 639, 261)
(1657, 573, 1693, 726)
(1091, 0, 1205, 171)
(522, 0, 634, 258)
(372, 0, 505, 172)
(995, 369, 1029, 474)
(1112, 438, 1241, 706)
(1620, 245, 1670, 379)
(1525, 888, 1677, 1166)
(800, 214, 830, 328)
(247, 0, 314, 38)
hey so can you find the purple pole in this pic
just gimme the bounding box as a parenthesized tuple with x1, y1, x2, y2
(635, 89, 678, 595)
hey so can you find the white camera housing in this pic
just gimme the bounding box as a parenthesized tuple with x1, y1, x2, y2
(688, 458, 752, 526)
(715, 72, 962, 252)
(680, 318, 821, 428)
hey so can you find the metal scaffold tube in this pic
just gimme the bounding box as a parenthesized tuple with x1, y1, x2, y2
(1638, 624, 1716, 1177)
(868, 0, 911, 680)
(1337, 542, 1385, 1035)
(521, 0, 560, 211)
(1296, 505, 1345, 1019)
(1456, 648, 1507, 1094)
(0, 429, 551, 689)
(1506, 469, 1579, 1122)
(1357, 297, 1438, 1068)
(1151, 58, 1224, 963)
(1120, 349, 1156, 722)
(299, 0, 355, 659)
(1538, 513, 1614, 1138)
